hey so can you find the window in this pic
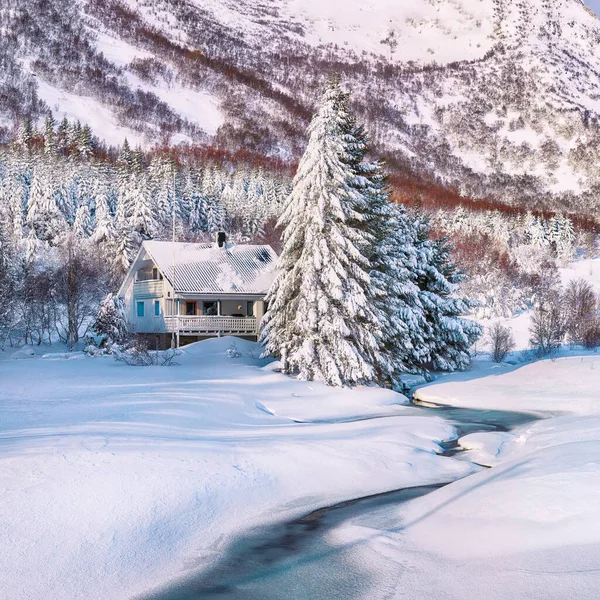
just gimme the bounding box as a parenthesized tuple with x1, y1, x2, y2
(186, 302, 197, 316)
(204, 301, 218, 316)
(137, 301, 145, 317)
(246, 301, 254, 317)
(154, 300, 160, 317)
(152, 267, 158, 280)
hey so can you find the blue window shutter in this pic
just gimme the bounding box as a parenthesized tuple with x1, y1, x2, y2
(137, 301, 145, 317)
(154, 300, 160, 316)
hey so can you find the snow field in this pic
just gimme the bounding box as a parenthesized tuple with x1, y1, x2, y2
(0, 337, 474, 600)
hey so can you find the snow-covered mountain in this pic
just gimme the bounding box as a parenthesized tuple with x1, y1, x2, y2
(3, 0, 600, 213)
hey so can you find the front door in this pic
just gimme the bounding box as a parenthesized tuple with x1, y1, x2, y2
(185, 301, 197, 316)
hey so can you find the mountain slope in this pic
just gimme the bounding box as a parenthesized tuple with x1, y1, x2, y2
(2, 0, 600, 214)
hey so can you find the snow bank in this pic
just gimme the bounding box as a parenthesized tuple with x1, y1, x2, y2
(415, 354, 600, 415)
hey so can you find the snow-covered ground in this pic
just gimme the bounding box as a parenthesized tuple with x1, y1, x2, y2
(0, 338, 473, 600)
(4, 258, 600, 599)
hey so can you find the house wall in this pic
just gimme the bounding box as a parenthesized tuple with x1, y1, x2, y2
(124, 257, 170, 334)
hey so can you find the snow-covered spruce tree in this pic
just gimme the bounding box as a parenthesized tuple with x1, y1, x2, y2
(336, 116, 431, 381)
(91, 192, 115, 246)
(130, 173, 156, 239)
(260, 81, 380, 386)
(73, 201, 93, 239)
(369, 199, 431, 378)
(94, 293, 130, 347)
(414, 223, 482, 371)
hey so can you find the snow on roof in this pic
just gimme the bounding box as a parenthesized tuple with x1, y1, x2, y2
(143, 241, 277, 294)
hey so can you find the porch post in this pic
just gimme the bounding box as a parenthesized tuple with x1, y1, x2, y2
(176, 298, 180, 348)
(217, 299, 222, 337)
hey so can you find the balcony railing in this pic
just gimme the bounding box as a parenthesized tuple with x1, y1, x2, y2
(134, 279, 163, 296)
(165, 316, 258, 335)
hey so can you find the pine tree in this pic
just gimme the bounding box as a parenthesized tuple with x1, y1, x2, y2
(368, 189, 430, 379)
(57, 117, 70, 152)
(94, 294, 129, 346)
(43, 113, 57, 156)
(91, 193, 115, 245)
(337, 113, 431, 381)
(205, 195, 226, 233)
(78, 125, 94, 160)
(149, 155, 176, 232)
(73, 202, 93, 238)
(130, 173, 156, 238)
(113, 229, 139, 274)
(27, 166, 65, 243)
(261, 81, 380, 386)
(15, 119, 33, 152)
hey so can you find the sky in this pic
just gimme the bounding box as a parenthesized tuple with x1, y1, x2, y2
(587, 1, 600, 16)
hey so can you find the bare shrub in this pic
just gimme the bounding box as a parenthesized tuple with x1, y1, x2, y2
(582, 320, 600, 350)
(563, 279, 597, 346)
(487, 322, 515, 362)
(114, 335, 179, 366)
(529, 292, 566, 356)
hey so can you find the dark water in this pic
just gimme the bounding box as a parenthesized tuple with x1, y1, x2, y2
(139, 405, 540, 600)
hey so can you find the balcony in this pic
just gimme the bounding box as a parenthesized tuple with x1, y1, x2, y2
(134, 279, 163, 297)
(164, 316, 259, 336)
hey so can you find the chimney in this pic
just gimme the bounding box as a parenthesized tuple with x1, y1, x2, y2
(216, 231, 227, 248)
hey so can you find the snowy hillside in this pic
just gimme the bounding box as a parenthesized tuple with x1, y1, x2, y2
(3, 0, 600, 212)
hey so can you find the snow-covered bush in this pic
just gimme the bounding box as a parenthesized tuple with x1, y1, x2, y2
(454, 235, 528, 318)
(226, 342, 242, 358)
(563, 279, 598, 347)
(511, 244, 553, 275)
(94, 294, 130, 348)
(529, 292, 566, 357)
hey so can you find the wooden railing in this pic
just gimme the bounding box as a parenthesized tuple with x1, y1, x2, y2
(164, 316, 258, 335)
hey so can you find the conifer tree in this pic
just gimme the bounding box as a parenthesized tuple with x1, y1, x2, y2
(130, 173, 156, 238)
(73, 202, 93, 238)
(92, 193, 115, 246)
(43, 113, 57, 156)
(94, 294, 130, 346)
(414, 224, 482, 371)
(261, 81, 380, 386)
(338, 115, 431, 381)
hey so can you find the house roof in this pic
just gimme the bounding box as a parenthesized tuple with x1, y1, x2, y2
(143, 241, 278, 295)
